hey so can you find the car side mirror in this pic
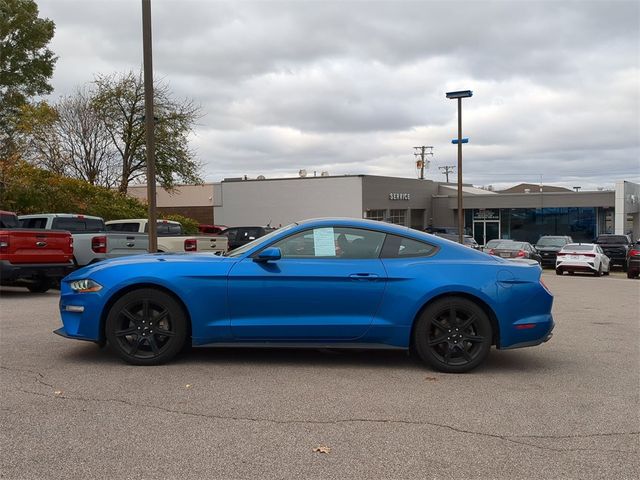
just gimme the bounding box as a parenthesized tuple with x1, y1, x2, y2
(254, 247, 281, 262)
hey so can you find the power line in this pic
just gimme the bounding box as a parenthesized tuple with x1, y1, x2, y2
(438, 165, 455, 183)
(413, 146, 433, 180)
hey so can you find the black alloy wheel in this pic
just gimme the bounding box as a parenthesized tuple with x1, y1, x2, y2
(413, 297, 492, 373)
(105, 288, 187, 365)
(594, 264, 602, 277)
(555, 268, 563, 276)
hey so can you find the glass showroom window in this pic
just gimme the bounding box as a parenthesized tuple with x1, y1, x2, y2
(366, 210, 386, 222)
(389, 209, 407, 226)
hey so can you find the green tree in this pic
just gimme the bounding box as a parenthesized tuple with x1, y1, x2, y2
(93, 71, 203, 193)
(0, 0, 56, 158)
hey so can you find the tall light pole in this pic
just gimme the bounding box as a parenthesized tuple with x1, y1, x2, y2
(446, 89, 473, 244)
(142, 0, 158, 252)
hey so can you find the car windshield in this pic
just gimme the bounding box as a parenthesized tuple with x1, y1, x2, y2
(226, 223, 296, 257)
(536, 238, 567, 247)
(597, 236, 628, 244)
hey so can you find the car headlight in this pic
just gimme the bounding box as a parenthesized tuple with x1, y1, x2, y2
(69, 279, 102, 293)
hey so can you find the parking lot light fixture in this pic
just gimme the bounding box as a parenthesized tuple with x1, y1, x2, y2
(446, 89, 473, 244)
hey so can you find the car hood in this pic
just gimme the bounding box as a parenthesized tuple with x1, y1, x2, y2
(64, 252, 230, 281)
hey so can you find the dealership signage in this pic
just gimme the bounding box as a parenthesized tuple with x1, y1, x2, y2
(389, 193, 411, 200)
(473, 209, 499, 220)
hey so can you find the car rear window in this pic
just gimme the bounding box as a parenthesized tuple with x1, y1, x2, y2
(0, 213, 18, 228)
(51, 217, 105, 232)
(106, 222, 141, 232)
(497, 241, 523, 249)
(562, 244, 594, 251)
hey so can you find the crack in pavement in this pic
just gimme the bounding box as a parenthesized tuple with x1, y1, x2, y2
(5, 365, 639, 455)
(14, 387, 639, 455)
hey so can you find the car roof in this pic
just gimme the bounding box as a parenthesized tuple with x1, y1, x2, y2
(18, 213, 103, 220)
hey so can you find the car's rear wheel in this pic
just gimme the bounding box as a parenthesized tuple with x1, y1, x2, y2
(413, 297, 492, 373)
(594, 264, 602, 277)
(105, 288, 187, 365)
(555, 268, 563, 276)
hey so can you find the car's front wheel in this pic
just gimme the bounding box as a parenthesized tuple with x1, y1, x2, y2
(413, 297, 492, 373)
(105, 288, 187, 365)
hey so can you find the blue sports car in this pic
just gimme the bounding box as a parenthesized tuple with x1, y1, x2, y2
(56, 218, 554, 373)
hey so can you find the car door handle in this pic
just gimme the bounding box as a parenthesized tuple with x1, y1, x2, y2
(349, 273, 379, 280)
(126, 242, 135, 247)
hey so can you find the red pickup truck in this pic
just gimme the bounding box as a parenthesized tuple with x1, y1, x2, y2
(0, 211, 75, 293)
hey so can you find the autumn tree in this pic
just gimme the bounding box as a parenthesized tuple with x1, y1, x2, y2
(0, 0, 56, 160)
(93, 71, 203, 193)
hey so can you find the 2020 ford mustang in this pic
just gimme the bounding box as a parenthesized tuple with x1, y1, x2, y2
(56, 218, 554, 373)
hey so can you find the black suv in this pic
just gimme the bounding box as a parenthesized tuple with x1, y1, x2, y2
(222, 226, 276, 250)
(534, 236, 573, 268)
(595, 234, 632, 270)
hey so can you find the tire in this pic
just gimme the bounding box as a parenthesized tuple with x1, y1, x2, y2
(555, 268, 563, 276)
(27, 278, 51, 293)
(105, 288, 188, 365)
(594, 264, 602, 277)
(627, 271, 634, 279)
(413, 297, 492, 373)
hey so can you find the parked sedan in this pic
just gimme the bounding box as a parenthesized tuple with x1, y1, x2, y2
(626, 241, 640, 279)
(483, 238, 510, 253)
(555, 243, 610, 276)
(55, 218, 554, 373)
(487, 241, 542, 264)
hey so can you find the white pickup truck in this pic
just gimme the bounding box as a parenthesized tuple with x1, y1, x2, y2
(105, 219, 228, 254)
(18, 213, 149, 266)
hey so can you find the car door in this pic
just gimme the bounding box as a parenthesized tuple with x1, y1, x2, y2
(227, 226, 388, 341)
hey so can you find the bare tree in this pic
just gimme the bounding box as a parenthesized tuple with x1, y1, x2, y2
(21, 89, 118, 187)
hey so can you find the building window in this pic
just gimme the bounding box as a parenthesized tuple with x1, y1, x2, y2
(365, 209, 386, 222)
(389, 209, 407, 226)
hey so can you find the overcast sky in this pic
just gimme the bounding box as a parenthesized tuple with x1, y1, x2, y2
(38, 0, 640, 190)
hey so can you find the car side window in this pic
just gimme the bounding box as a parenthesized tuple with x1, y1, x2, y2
(381, 234, 437, 258)
(272, 227, 386, 259)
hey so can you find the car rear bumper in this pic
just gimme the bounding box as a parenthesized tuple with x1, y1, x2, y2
(0, 260, 75, 284)
(556, 259, 598, 272)
(499, 314, 555, 349)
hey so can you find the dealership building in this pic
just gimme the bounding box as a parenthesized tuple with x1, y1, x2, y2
(128, 176, 639, 246)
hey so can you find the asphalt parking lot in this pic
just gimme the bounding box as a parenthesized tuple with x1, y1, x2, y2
(1, 271, 638, 480)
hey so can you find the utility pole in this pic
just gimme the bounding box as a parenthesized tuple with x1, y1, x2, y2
(439, 165, 455, 183)
(142, 0, 158, 253)
(413, 146, 433, 180)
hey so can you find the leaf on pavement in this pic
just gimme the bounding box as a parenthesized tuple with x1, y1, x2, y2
(425, 376, 438, 382)
(313, 446, 331, 454)
(54, 390, 63, 396)
(185, 384, 192, 389)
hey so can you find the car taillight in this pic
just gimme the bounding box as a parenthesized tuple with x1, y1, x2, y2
(184, 238, 197, 252)
(556, 252, 566, 256)
(516, 250, 525, 257)
(69, 236, 74, 254)
(630, 249, 640, 257)
(582, 253, 596, 257)
(91, 235, 107, 254)
(0, 234, 8, 252)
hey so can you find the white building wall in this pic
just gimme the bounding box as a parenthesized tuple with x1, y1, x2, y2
(128, 184, 214, 207)
(615, 180, 640, 238)
(214, 177, 363, 226)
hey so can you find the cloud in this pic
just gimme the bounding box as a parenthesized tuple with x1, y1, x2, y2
(39, 0, 640, 189)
